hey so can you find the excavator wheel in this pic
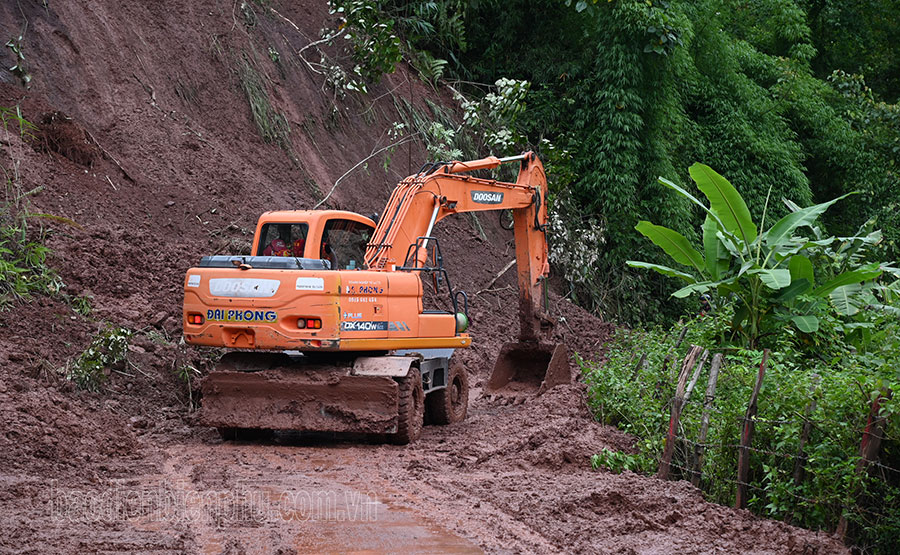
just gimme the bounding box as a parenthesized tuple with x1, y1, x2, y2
(426, 361, 469, 425)
(392, 367, 424, 444)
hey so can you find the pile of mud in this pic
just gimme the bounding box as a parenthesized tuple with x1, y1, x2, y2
(0, 371, 137, 478)
(0, 296, 194, 480)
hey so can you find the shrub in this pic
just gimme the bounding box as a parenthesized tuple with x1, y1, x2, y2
(591, 160, 900, 549)
(0, 107, 64, 309)
(65, 326, 132, 392)
(628, 163, 888, 349)
(582, 318, 900, 551)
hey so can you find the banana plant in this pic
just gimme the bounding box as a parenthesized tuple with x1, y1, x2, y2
(627, 163, 883, 348)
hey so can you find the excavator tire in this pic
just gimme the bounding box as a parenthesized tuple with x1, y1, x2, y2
(392, 368, 424, 444)
(426, 361, 468, 425)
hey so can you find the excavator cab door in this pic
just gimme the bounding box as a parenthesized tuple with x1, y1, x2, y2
(321, 218, 374, 270)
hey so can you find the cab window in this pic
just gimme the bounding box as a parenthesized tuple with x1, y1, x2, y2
(256, 223, 309, 257)
(321, 219, 373, 270)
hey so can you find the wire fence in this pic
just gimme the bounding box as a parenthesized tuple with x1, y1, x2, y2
(663, 457, 893, 526)
(662, 427, 899, 516)
(590, 345, 899, 550)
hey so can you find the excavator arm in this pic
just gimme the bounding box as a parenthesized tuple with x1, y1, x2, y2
(364, 152, 551, 341)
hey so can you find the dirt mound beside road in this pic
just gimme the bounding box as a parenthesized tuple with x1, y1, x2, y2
(0, 371, 137, 478)
(369, 380, 843, 554)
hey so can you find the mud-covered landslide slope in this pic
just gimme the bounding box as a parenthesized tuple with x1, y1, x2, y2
(0, 0, 560, 470)
(0, 0, 444, 327)
(0, 0, 604, 390)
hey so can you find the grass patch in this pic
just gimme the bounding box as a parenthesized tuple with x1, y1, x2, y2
(0, 107, 64, 309)
(70, 294, 93, 316)
(236, 56, 292, 153)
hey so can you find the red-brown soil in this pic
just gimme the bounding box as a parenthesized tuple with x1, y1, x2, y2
(0, 1, 845, 553)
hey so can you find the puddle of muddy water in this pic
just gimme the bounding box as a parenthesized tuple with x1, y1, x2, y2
(251, 478, 481, 553)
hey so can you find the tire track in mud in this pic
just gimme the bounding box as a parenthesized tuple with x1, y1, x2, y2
(0, 377, 846, 554)
(155, 443, 481, 553)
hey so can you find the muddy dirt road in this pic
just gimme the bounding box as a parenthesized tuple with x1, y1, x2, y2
(3, 380, 844, 554)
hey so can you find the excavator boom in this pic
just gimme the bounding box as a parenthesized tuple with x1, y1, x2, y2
(363, 152, 568, 395)
(365, 153, 551, 340)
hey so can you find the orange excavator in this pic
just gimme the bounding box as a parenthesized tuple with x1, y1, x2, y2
(182, 152, 568, 443)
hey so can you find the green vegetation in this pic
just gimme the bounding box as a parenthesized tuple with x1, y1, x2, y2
(70, 294, 93, 317)
(5, 35, 32, 88)
(327, 0, 899, 325)
(302, 2, 900, 323)
(627, 164, 893, 348)
(0, 107, 62, 309)
(583, 321, 899, 552)
(590, 447, 645, 475)
(0, 221, 56, 308)
(236, 55, 291, 152)
(585, 161, 900, 550)
(326, 0, 466, 87)
(328, 0, 403, 83)
(174, 361, 200, 409)
(454, 0, 900, 323)
(65, 326, 132, 392)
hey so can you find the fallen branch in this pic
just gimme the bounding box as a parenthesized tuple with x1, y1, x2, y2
(474, 285, 512, 297)
(131, 72, 157, 106)
(270, 7, 339, 78)
(84, 128, 134, 183)
(314, 134, 419, 209)
(476, 259, 515, 294)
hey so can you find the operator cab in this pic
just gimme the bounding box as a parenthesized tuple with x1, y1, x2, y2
(253, 210, 376, 270)
(257, 222, 308, 257)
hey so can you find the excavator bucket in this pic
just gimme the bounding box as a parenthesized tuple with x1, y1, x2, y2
(486, 341, 569, 396)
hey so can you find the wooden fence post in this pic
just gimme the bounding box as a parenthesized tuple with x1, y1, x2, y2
(691, 353, 723, 488)
(785, 375, 820, 525)
(736, 349, 769, 510)
(683, 349, 709, 406)
(658, 345, 704, 480)
(836, 388, 893, 540)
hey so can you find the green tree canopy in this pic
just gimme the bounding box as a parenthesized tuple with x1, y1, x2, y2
(440, 0, 899, 323)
